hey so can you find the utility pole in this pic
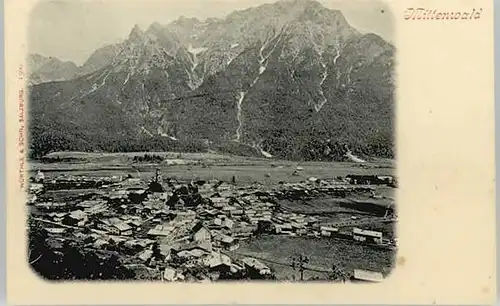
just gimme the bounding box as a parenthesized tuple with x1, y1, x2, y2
(133, 166, 141, 179)
(291, 254, 309, 281)
(155, 168, 160, 183)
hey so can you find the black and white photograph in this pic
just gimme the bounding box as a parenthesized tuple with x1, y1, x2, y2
(26, 0, 397, 282)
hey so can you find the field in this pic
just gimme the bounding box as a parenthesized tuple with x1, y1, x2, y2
(230, 236, 395, 280)
(29, 151, 394, 186)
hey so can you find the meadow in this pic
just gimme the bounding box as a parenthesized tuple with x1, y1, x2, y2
(231, 235, 396, 281)
(29, 151, 395, 186)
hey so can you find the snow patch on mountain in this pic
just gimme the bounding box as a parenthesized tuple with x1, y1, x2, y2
(160, 133, 178, 141)
(260, 149, 273, 158)
(345, 151, 366, 163)
(334, 43, 342, 89)
(141, 126, 154, 137)
(346, 65, 353, 86)
(252, 141, 273, 158)
(156, 127, 178, 140)
(187, 44, 208, 55)
(186, 44, 208, 89)
(259, 31, 281, 66)
(123, 71, 132, 85)
(235, 91, 246, 141)
(314, 51, 328, 112)
(333, 44, 341, 64)
(257, 145, 273, 158)
(234, 32, 287, 140)
(72, 69, 111, 100)
(185, 68, 196, 90)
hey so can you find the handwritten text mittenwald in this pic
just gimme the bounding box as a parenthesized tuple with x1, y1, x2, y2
(404, 8, 483, 20)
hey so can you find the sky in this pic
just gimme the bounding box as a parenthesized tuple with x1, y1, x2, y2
(28, 0, 393, 65)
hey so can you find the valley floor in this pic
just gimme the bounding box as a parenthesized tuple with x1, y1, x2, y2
(30, 151, 394, 184)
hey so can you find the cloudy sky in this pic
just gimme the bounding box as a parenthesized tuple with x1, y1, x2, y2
(28, 0, 393, 65)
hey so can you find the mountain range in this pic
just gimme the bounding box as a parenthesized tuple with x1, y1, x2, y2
(28, 0, 395, 161)
(28, 54, 80, 85)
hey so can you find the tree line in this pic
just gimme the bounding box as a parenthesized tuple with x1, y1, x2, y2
(28, 126, 393, 161)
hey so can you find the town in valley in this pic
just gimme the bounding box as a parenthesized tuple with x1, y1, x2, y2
(28, 152, 397, 282)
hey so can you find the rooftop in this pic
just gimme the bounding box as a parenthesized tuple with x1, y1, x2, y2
(353, 228, 383, 238)
(113, 222, 133, 232)
(353, 269, 383, 282)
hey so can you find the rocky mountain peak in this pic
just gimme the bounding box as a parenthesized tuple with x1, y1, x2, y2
(284, 0, 324, 10)
(175, 16, 201, 25)
(147, 21, 165, 33)
(129, 24, 146, 42)
(27, 53, 80, 85)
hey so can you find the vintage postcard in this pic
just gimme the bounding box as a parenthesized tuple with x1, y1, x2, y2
(5, 0, 496, 304)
